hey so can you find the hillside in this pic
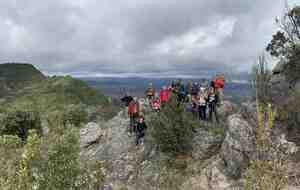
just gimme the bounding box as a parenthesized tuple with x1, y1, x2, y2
(0, 63, 118, 121)
(0, 63, 46, 97)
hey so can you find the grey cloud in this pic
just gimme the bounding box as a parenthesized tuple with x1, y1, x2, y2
(0, 0, 289, 77)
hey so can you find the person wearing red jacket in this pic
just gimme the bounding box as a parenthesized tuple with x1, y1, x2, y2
(160, 86, 170, 106)
(128, 97, 140, 134)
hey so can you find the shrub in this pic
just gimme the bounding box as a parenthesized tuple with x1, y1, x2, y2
(251, 54, 272, 105)
(0, 135, 22, 190)
(148, 99, 195, 155)
(0, 107, 42, 141)
(244, 102, 289, 190)
(38, 128, 81, 190)
(63, 104, 88, 127)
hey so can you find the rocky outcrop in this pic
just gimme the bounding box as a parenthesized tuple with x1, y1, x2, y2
(270, 61, 290, 104)
(80, 103, 299, 189)
(220, 114, 256, 178)
(80, 110, 230, 190)
(218, 101, 236, 119)
(181, 158, 236, 190)
(192, 129, 224, 160)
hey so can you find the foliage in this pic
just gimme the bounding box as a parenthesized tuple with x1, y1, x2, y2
(38, 128, 81, 190)
(148, 98, 196, 155)
(244, 102, 288, 190)
(63, 104, 88, 128)
(266, 6, 300, 58)
(283, 44, 300, 84)
(266, 5, 300, 85)
(0, 128, 105, 190)
(0, 106, 42, 141)
(0, 135, 22, 190)
(251, 54, 272, 105)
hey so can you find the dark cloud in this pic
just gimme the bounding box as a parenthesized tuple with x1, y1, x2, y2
(0, 0, 289, 77)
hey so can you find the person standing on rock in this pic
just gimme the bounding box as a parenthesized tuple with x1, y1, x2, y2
(145, 83, 155, 103)
(213, 74, 225, 106)
(135, 115, 147, 145)
(128, 97, 140, 134)
(160, 86, 170, 107)
(198, 86, 208, 121)
(208, 87, 219, 123)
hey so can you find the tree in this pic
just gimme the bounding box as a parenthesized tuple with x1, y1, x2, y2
(266, 4, 300, 58)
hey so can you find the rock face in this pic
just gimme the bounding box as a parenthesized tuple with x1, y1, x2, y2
(181, 157, 238, 190)
(220, 114, 256, 178)
(218, 101, 236, 119)
(192, 129, 224, 160)
(270, 62, 290, 104)
(80, 110, 232, 190)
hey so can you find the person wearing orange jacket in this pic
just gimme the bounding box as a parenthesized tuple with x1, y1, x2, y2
(128, 97, 140, 134)
(213, 74, 225, 105)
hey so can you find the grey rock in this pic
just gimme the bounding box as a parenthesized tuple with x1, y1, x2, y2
(220, 114, 256, 178)
(80, 122, 103, 149)
(218, 101, 236, 119)
(192, 129, 224, 160)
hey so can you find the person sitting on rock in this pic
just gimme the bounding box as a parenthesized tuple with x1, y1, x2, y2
(128, 97, 140, 134)
(208, 87, 219, 123)
(136, 115, 147, 146)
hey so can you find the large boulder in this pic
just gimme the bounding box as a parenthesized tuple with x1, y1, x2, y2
(270, 62, 290, 104)
(218, 101, 236, 119)
(181, 157, 242, 190)
(220, 114, 256, 178)
(192, 129, 224, 160)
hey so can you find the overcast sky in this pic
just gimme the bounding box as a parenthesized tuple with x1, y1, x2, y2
(0, 0, 297, 77)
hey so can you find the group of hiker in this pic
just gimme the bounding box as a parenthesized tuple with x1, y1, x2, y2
(121, 74, 225, 146)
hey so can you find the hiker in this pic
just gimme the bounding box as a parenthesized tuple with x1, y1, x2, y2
(145, 83, 156, 103)
(191, 82, 199, 97)
(173, 79, 182, 94)
(135, 115, 147, 146)
(208, 87, 219, 123)
(198, 86, 208, 120)
(213, 74, 225, 105)
(177, 81, 186, 104)
(121, 95, 133, 107)
(152, 94, 161, 112)
(185, 80, 192, 103)
(191, 93, 199, 116)
(128, 97, 140, 133)
(160, 86, 170, 106)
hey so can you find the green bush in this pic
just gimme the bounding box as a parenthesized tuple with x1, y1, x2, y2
(148, 99, 195, 155)
(38, 128, 81, 190)
(0, 107, 42, 141)
(0, 128, 105, 190)
(0, 135, 22, 189)
(63, 104, 88, 127)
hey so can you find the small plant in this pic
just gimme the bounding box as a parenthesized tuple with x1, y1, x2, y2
(148, 98, 195, 155)
(244, 102, 289, 190)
